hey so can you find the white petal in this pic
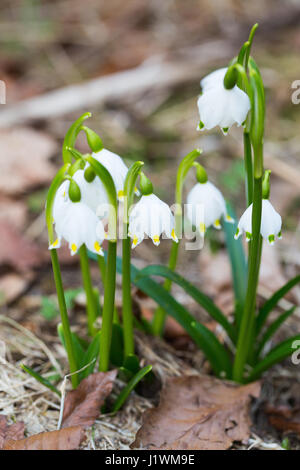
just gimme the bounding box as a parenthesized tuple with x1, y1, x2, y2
(200, 68, 227, 91)
(93, 148, 128, 198)
(260, 199, 282, 241)
(73, 168, 107, 214)
(187, 182, 226, 230)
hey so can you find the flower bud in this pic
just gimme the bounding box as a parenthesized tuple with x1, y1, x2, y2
(84, 165, 96, 183)
(81, 126, 103, 153)
(194, 162, 208, 184)
(68, 179, 81, 202)
(139, 172, 153, 196)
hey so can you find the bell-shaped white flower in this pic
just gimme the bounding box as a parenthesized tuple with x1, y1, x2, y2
(197, 67, 250, 134)
(186, 181, 233, 235)
(234, 199, 282, 245)
(72, 167, 108, 215)
(49, 190, 105, 256)
(128, 193, 178, 248)
(92, 148, 128, 200)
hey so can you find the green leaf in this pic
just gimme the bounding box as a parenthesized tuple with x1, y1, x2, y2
(40, 297, 58, 320)
(79, 332, 101, 380)
(256, 275, 300, 334)
(247, 334, 300, 382)
(89, 251, 233, 377)
(110, 324, 124, 367)
(62, 112, 91, 164)
(57, 323, 86, 368)
(255, 306, 296, 359)
(112, 365, 152, 413)
(21, 365, 61, 397)
(123, 354, 140, 375)
(191, 322, 232, 378)
(135, 264, 236, 343)
(224, 203, 247, 327)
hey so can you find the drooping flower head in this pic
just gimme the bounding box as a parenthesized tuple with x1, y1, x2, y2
(197, 67, 251, 134)
(128, 173, 178, 248)
(235, 171, 282, 245)
(49, 179, 105, 256)
(186, 163, 233, 235)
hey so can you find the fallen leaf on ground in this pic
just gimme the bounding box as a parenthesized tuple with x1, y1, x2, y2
(3, 426, 84, 450)
(0, 222, 42, 271)
(265, 404, 300, 435)
(0, 415, 25, 449)
(0, 197, 27, 230)
(0, 128, 57, 195)
(133, 375, 260, 450)
(62, 370, 117, 428)
(0, 272, 34, 305)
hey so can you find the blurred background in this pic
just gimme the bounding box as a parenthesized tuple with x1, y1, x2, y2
(0, 0, 299, 322)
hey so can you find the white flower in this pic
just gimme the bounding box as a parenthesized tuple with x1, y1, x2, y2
(92, 148, 128, 200)
(128, 193, 178, 248)
(234, 199, 282, 245)
(197, 67, 251, 133)
(72, 167, 108, 214)
(50, 188, 105, 256)
(186, 181, 233, 234)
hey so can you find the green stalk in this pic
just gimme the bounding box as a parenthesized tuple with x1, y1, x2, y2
(243, 132, 253, 205)
(121, 161, 144, 356)
(97, 254, 119, 325)
(99, 241, 117, 371)
(152, 149, 202, 336)
(122, 231, 135, 356)
(233, 176, 262, 382)
(79, 245, 98, 337)
(50, 250, 78, 388)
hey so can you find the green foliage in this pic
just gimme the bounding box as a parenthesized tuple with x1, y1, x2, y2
(40, 289, 82, 320)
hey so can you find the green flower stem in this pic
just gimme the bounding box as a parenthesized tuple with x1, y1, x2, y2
(122, 231, 135, 356)
(99, 241, 117, 372)
(50, 249, 78, 388)
(79, 245, 98, 337)
(244, 131, 253, 206)
(121, 161, 144, 356)
(152, 149, 202, 336)
(233, 176, 262, 382)
(97, 254, 119, 325)
(152, 240, 180, 336)
(85, 156, 118, 372)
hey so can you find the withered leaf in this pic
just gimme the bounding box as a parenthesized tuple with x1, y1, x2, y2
(0, 415, 25, 449)
(62, 370, 117, 428)
(3, 426, 84, 450)
(133, 375, 261, 450)
(265, 404, 300, 435)
(0, 127, 57, 196)
(0, 222, 42, 271)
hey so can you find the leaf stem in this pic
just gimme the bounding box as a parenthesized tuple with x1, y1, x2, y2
(50, 249, 78, 388)
(233, 176, 262, 382)
(99, 241, 117, 371)
(79, 245, 98, 337)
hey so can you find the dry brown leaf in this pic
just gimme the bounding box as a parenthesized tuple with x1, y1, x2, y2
(0, 222, 42, 271)
(0, 272, 33, 306)
(62, 370, 117, 429)
(0, 128, 57, 195)
(0, 415, 25, 449)
(3, 426, 84, 450)
(0, 197, 27, 230)
(133, 375, 261, 450)
(265, 404, 300, 435)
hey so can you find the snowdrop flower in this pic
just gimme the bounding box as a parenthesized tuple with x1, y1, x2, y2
(128, 193, 178, 248)
(72, 167, 108, 214)
(50, 183, 105, 256)
(197, 67, 251, 134)
(235, 199, 282, 245)
(186, 181, 233, 235)
(92, 148, 129, 200)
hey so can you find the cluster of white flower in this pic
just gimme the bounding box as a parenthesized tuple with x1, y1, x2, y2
(50, 149, 178, 255)
(50, 64, 282, 255)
